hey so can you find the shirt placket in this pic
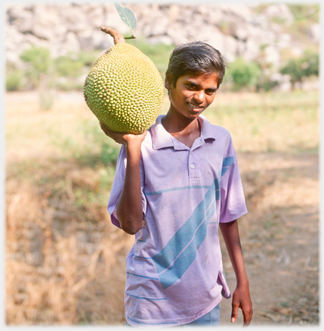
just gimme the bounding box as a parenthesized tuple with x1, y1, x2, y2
(188, 149, 197, 184)
(188, 138, 204, 184)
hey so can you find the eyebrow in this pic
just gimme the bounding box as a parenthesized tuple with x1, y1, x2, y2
(184, 79, 217, 91)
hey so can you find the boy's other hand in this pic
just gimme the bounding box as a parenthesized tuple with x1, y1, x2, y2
(99, 121, 147, 146)
(231, 284, 253, 326)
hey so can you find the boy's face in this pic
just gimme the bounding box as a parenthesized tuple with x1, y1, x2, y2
(166, 72, 219, 120)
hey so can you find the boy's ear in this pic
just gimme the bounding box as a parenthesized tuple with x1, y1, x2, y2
(165, 75, 171, 89)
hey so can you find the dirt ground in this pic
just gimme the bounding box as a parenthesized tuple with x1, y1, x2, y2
(219, 152, 319, 326)
(5, 92, 319, 326)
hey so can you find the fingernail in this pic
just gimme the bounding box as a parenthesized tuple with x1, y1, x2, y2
(231, 318, 235, 323)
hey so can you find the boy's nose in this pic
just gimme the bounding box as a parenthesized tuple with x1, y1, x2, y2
(193, 90, 204, 103)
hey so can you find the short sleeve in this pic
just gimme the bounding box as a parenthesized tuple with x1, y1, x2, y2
(107, 145, 147, 228)
(219, 136, 247, 223)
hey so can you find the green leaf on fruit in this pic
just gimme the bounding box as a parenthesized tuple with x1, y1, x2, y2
(114, 2, 137, 38)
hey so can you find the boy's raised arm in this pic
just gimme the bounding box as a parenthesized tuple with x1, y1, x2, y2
(219, 219, 253, 326)
(100, 122, 146, 234)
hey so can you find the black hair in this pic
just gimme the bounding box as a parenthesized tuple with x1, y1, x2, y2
(165, 41, 227, 89)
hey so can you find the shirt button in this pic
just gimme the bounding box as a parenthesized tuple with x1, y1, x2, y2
(190, 164, 195, 169)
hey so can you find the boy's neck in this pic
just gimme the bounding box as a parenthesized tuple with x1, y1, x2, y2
(162, 112, 201, 148)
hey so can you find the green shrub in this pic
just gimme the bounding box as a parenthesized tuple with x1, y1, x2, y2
(6, 63, 25, 91)
(54, 55, 84, 78)
(280, 50, 319, 90)
(300, 50, 319, 77)
(77, 50, 101, 67)
(51, 120, 120, 167)
(128, 37, 174, 79)
(287, 4, 319, 23)
(53, 50, 101, 91)
(259, 77, 280, 92)
(55, 79, 84, 91)
(20, 46, 53, 88)
(82, 120, 120, 166)
(227, 58, 261, 91)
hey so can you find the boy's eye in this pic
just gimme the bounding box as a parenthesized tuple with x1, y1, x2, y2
(206, 89, 216, 95)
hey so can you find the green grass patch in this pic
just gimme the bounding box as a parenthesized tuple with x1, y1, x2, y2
(127, 37, 174, 80)
(204, 90, 319, 154)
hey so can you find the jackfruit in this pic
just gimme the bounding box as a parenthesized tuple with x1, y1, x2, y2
(83, 26, 164, 134)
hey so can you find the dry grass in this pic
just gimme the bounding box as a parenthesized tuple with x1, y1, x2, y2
(5, 92, 135, 325)
(5, 90, 319, 325)
(6, 168, 133, 325)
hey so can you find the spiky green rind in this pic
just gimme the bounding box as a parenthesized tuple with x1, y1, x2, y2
(83, 43, 164, 134)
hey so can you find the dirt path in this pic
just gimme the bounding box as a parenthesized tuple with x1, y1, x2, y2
(219, 152, 319, 326)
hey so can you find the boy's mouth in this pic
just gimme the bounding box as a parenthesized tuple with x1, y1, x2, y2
(188, 102, 203, 111)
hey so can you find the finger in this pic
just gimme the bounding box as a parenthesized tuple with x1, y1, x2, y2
(231, 303, 238, 323)
(242, 307, 253, 326)
(243, 317, 251, 326)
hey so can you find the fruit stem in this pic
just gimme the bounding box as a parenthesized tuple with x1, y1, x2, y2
(100, 26, 125, 44)
(124, 34, 136, 39)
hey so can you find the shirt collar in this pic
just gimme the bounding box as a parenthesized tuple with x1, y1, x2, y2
(151, 114, 216, 150)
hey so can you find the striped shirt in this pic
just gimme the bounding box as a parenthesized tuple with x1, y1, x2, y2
(108, 114, 247, 327)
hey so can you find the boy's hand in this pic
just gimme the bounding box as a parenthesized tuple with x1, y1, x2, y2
(231, 284, 253, 326)
(219, 220, 253, 326)
(99, 121, 147, 146)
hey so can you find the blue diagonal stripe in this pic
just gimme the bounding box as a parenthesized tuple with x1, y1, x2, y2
(152, 178, 219, 289)
(125, 292, 167, 300)
(149, 156, 235, 290)
(221, 157, 234, 176)
(145, 185, 211, 196)
(222, 156, 234, 167)
(158, 199, 216, 289)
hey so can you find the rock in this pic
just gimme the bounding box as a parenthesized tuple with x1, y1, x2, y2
(31, 24, 53, 40)
(61, 31, 80, 54)
(147, 35, 173, 46)
(83, 3, 105, 25)
(168, 4, 181, 22)
(149, 16, 170, 37)
(78, 29, 111, 51)
(4, 2, 319, 92)
(309, 24, 320, 43)
(277, 33, 292, 48)
(166, 23, 190, 45)
(264, 3, 294, 25)
(7, 4, 32, 22)
(272, 73, 291, 92)
(222, 35, 238, 62)
(243, 38, 261, 62)
(264, 45, 281, 70)
(234, 26, 249, 41)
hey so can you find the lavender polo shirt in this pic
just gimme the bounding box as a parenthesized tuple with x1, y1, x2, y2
(108, 114, 247, 327)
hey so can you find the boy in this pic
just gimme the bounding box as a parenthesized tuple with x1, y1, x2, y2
(100, 41, 253, 327)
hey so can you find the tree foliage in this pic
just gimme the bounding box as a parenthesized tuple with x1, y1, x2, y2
(54, 55, 84, 78)
(20, 46, 52, 88)
(280, 50, 319, 89)
(227, 58, 261, 91)
(20, 46, 54, 110)
(6, 62, 25, 91)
